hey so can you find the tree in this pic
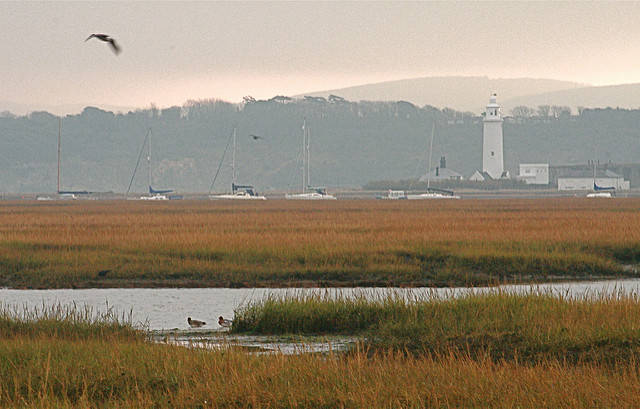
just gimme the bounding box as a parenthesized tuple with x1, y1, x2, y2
(511, 106, 535, 118)
(537, 105, 551, 118)
(149, 103, 159, 118)
(550, 105, 571, 119)
(442, 107, 457, 120)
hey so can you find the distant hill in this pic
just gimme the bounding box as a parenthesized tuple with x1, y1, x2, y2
(503, 83, 640, 113)
(297, 76, 586, 113)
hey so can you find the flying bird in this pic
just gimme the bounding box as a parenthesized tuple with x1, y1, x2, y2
(187, 317, 206, 328)
(250, 134, 264, 140)
(85, 34, 121, 55)
(218, 316, 233, 328)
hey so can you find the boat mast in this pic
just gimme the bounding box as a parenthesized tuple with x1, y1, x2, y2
(427, 122, 435, 190)
(57, 118, 61, 193)
(232, 127, 237, 188)
(147, 128, 152, 192)
(301, 119, 306, 193)
(306, 125, 311, 189)
(126, 128, 150, 196)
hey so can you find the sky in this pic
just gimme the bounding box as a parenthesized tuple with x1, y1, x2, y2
(3, 1, 640, 111)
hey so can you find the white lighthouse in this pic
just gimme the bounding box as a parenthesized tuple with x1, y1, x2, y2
(482, 93, 504, 179)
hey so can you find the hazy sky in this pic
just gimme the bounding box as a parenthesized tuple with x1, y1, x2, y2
(3, 1, 640, 110)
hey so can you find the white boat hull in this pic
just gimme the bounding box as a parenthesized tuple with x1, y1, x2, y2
(586, 192, 613, 198)
(285, 193, 337, 200)
(140, 194, 168, 201)
(377, 190, 407, 200)
(209, 193, 266, 200)
(406, 193, 460, 200)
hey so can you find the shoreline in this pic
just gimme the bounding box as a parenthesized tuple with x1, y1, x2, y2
(2, 272, 639, 290)
(3, 271, 640, 290)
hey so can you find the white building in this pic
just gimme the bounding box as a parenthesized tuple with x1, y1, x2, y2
(558, 169, 630, 191)
(519, 163, 549, 185)
(482, 94, 504, 179)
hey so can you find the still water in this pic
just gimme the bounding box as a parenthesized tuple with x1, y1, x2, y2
(2, 280, 640, 330)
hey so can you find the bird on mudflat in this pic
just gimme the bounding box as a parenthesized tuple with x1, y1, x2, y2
(187, 317, 206, 328)
(85, 34, 121, 55)
(218, 316, 233, 328)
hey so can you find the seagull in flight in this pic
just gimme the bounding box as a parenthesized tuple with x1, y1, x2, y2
(250, 134, 264, 140)
(85, 34, 121, 55)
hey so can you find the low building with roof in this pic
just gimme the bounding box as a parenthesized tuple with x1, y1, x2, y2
(557, 168, 630, 191)
(469, 170, 493, 182)
(419, 157, 464, 182)
(550, 162, 639, 188)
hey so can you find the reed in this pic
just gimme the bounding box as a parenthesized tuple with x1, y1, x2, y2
(3, 296, 640, 407)
(1, 199, 639, 288)
(3, 335, 640, 408)
(0, 303, 142, 341)
(233, 291, 640, 363)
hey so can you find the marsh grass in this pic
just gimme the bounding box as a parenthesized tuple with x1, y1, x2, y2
(0, 303, 142, 341)
(3, 296, 640, 407)
(6, 341, 640, 408)
(232, 290, 413, 334)
(233, 290, 640, 363)
(1, 199, 639, 288)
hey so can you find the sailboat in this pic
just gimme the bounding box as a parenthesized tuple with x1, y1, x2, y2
(285, 119, 337, 200)
(53, 117, 91, 199)
(587, 161, 614, 198)
(126, 128, 172, 200)
(406, 122, 460, 200)
(209, 128, 266, 200)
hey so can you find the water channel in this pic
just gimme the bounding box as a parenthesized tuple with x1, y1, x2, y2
(3, 280, 640, 330)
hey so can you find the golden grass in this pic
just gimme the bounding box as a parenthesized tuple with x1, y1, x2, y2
(4, 338, 640, 408)
(1, 199, 639, 288)
(233, 291, 640, 363)
(4, 294, 640, 407)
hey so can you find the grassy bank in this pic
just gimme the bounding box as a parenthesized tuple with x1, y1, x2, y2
(4, 296, 640, 407)
(6, 341, 640, 408)
(232, 291, 640, 363)
(1, 199, 639, 288)
(0, 303, 142, 341)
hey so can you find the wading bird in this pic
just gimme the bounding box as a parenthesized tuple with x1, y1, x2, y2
(218, 316, 233, 328)
(187, 317, 206, 328)
(85, 34, 121, 55)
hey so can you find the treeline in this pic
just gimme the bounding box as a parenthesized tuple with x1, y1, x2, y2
(507, 104, 637, 121)
(510, 105, 572, 120)
(0, 98, 639, 193)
